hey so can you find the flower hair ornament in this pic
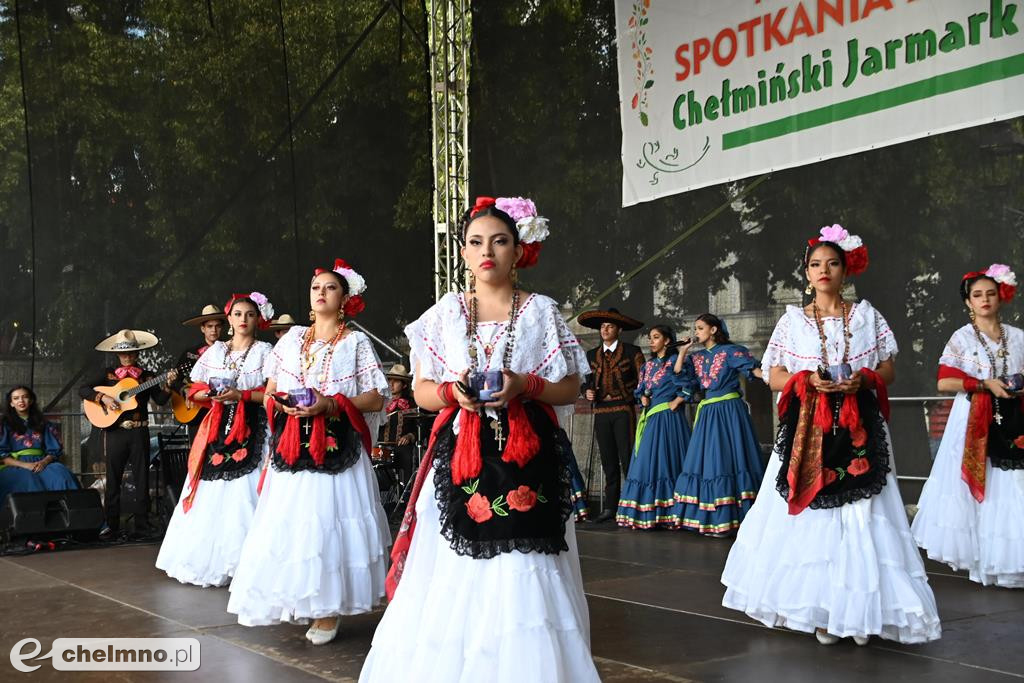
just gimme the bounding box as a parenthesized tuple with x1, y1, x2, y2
(805, 223, 868, 276)
(314, 258, 367, 316)
(224, 291, 274, 329)
(468, 195, 551, 269)
(962, 263, 1017, 302)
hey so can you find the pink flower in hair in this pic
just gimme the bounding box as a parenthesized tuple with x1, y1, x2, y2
(819, 224, 849, 244)
(495, 197, 537, 222)
(986, 263, 1017, 286)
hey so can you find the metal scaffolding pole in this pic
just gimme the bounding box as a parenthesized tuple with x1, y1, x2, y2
(427, 0, 471, 301)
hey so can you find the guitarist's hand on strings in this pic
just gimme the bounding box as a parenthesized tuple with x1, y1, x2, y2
(99, 395, 119, 412)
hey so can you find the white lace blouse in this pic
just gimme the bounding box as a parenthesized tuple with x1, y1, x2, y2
(405, 292, 589, 424)
(938, 324, 1024, 380)
(263, 327, 390, 434)
(189, 340, 273, 391)
(761, 300, 898, 383)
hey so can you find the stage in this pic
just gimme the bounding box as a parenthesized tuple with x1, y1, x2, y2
(1, 524, 1022, 682)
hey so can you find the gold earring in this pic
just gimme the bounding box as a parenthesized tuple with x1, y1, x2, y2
(469, 271, 477, 293)
(805, 282, 813, 295)
(337, 310, 345, 323)
(968, 308, 976, 322)
(308, 310, 316, 322)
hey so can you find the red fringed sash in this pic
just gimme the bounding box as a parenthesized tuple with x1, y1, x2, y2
(386, 399, 557, 599)
(272, 393, 372, 466)
(779, 367, 889, 515)
(938, 365, 993, 502)
(181, 383, 215, 513)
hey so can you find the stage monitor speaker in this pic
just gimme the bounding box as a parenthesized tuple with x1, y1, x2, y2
(0, 489, 104, 539)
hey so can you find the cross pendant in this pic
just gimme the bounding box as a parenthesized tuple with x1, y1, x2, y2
(995, 411, 1003, 426)
(491, 419, 506, 450)
(301, 419, 313, 438)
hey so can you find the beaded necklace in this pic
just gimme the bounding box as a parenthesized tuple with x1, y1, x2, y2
(812, 299, 851, 435)
(300, 322, 346, 391)
(466, 287, 522, 448)
(971, 319, 1009, 424)
(225, 339, 254, 374)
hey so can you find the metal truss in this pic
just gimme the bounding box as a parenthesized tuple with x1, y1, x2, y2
(427, 0, 471, 301)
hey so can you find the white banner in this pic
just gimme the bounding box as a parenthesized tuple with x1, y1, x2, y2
(615, 0, 1024, 206)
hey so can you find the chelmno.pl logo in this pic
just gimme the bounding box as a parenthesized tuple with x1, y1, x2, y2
(10, 638, 200, 672)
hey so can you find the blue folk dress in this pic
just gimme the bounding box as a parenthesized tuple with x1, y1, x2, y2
(616, 352, 692, 529)
(670, 344, 764, 535)
(0, 419, 79, 501)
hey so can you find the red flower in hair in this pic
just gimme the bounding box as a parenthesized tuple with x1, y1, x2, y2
(343, 294, 366, 317)
(517, 242, 542, 269)
(334, 258, 351, 271)
(999, 283, 1016, 302)
(845, 245, 869, 276)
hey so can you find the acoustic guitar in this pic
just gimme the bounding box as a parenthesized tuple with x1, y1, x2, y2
(82, 366, 184, 429)
(170, 389, 201, 424)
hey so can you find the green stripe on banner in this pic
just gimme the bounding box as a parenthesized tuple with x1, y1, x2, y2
(722, 53, 1024, 150)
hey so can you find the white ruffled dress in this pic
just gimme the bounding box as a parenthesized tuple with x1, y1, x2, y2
(359, 293, 600, 683)
(156, 340, 272, 587)
(721, 301, 941, 643)
(912, 324, 1024, 587)
(226, 328, 392, 625)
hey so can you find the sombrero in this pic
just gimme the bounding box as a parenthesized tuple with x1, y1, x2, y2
(95, 329, 159, 352)
(268, 313, 298, 331)
(181, 304, 227, 327)
(577, 307, 643, 331)
(386, 364, 412, 383)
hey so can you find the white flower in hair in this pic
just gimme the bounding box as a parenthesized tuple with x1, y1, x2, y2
(516, 216, 550, 244)
(248, 291, 274, 321)
(329, 258, 367, 296)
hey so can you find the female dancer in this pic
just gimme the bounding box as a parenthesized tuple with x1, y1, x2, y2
(912, 264, 1024, 587)
(0, 386, 79, 500)
(721, 225, 940, 645)
(360, 196, 599, 682)
(227, 260, 391, 645)
(616, 325, 692, 529)
(156, 293, 274, 587)
(669, 314, 764, 537)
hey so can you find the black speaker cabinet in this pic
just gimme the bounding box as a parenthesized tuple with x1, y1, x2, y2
(0, 489, 104, 539)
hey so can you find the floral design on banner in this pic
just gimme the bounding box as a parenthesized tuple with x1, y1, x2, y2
(627, 0, 654, 126)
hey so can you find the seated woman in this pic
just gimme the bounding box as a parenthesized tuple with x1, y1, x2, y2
(0, 386, 79, 501)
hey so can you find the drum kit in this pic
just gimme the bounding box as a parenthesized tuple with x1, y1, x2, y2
(372, 409, 436, 522)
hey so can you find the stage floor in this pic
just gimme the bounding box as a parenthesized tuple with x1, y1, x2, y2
(1, 523, 1022, 682)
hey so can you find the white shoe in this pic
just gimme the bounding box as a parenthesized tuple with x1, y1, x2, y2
(815, 629, 840, 645)
(305, 619, 339, 645)
(852, 635, 870, 646)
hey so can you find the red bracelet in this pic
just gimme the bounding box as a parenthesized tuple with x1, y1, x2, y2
(963, 377, 980, 393)
(523, 373, 546, 400)
(437, 382, 457, 406)
(241, 389, 253, 402)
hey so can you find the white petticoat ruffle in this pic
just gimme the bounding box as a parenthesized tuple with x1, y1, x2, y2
(722, 443, 941, 643)
(226, 453, 391, 625)
(358, 467, 600, 683)
(912, 393, 1024, 588)
(155, 469, 261, 587)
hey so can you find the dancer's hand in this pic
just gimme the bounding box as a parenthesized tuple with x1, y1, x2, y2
(455, 370, 482, 413)
(668, 397, 684, 412)
(640, 395, 650, 408)
(983, 378, 1013, 399)
(210, 388, 243, 403)
(809, 373, 840, 393)
(836, 372, 864, 395)
(294, 389, 333, 417)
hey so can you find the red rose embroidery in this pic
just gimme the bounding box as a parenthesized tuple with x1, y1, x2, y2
(847, 457, 871, 476)
(325, 436, 338, 451)
(230, 448, 248, 462)
(824, 469, 837, 485)
(1014, 435, 1024, 449)
(507, 485, 538, 512)
(210, 453, 225, 466)
(465, 493, 493, 523)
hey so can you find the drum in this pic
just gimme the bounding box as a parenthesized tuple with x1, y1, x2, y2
(373, 462, 403, 513)
(371, 442, 395, 463)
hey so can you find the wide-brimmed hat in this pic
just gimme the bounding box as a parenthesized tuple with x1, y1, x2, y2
(95, 329, 159, 353)
(577, 307, 643, 331)
(181, 304, 227, 327)
(268, 313, 298, 331)
(386, 364, 412, 383)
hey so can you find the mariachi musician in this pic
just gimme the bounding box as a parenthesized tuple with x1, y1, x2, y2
(79, 329, 176, 540)
(172, 305, 226, 443)
(379, 363, 419, 484)
(579, 307, 646, 522)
